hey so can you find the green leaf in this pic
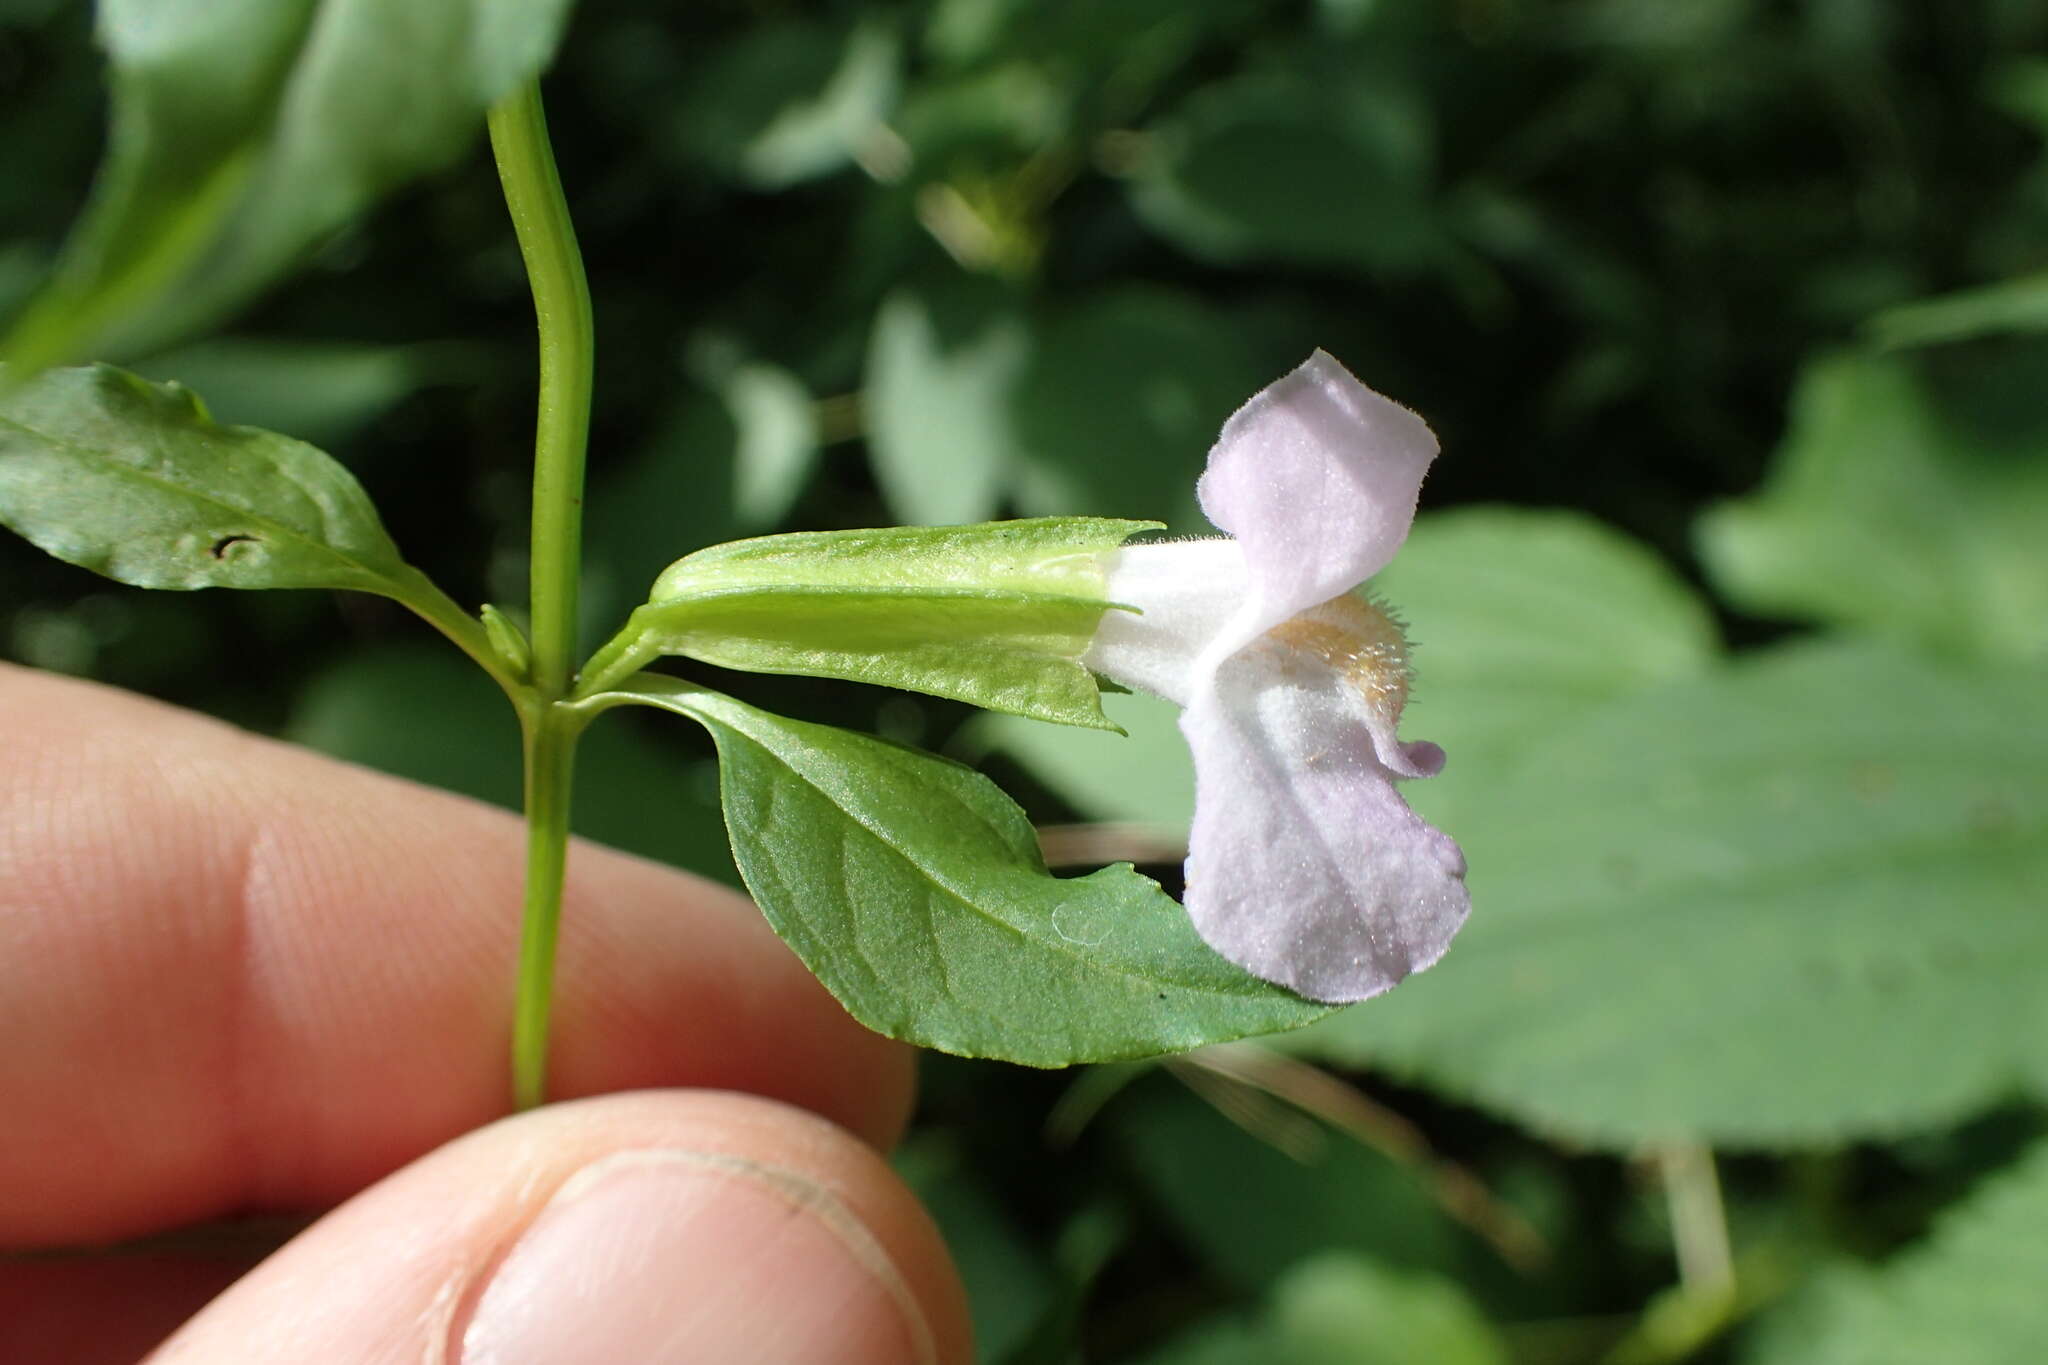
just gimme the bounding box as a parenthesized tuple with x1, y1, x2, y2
(0, 363, 422, 596)
(1011, 288, 1260, 533)
(595, 676, 1333, 1066)
(1988, 55, 2048, 140)
(895, 1135, 1055, 1364)
(577, 386, 751, 652)
(1110, 1079, 1467, 1293)
(132, 336, 467, 450)
(1373, 507, 1720, 827)
(1264, 1255, 1508, 1365)
(1698, 352, 2048, 661)
(1133, 1318, 1267, 1365)
(864, 286, 1260, 537)
(674, 18, 900, 189)
(1376, 508, 1720, 749)
(1287, 638, 2048, 1148)
(865, 282, 1029, 526)
(1137, 1253, 1508, 1365)
(972, 687, 1195, 829)
(1742, 1139, 2048, 1365)
(589, 517, 1158, 729)
(742, 22, 899, 188)
(721, 361, 821, 530)
(925, 0, 1247, 72)
(0, 243, 39, 321)
(1127, 67, 1439, 277)
(1866, 272, 2048, 349)
(0, 0, 574, 370)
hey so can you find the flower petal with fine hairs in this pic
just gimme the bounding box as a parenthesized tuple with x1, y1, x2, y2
(1196, 350, 1439, 652)
(1176, 643, 1470, 1004)
(1085, 538, 1248, 706)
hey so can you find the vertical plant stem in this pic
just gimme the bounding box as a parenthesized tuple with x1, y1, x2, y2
(489, 79, 595, 1112)
(489, 81, 593, 699)
(510, 710, 577, 1112)
(1656, 1141, 1735, 1295)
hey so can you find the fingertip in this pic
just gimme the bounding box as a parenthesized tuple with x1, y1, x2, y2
(150, 1092, 972, 1365)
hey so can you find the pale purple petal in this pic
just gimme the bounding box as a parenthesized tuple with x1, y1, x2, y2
(1196, 350, 1438, 650)
(1177, 642, 1469, 1004)
(1085, 538, 1248, 706)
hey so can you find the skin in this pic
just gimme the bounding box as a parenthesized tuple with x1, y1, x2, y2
(0, 662, 972, 1363)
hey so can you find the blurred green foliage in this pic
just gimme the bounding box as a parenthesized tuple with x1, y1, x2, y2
(4, 0, 2047, 1360)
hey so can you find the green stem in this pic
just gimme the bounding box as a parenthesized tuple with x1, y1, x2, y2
(510, 708, 579, 1112)
(489, 81, 593, 701)
(1656, 1142, 1734, 1296)
(488, 79, 595, 1112)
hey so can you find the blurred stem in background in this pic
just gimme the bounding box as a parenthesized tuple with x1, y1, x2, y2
(487, 79, 595, 1113)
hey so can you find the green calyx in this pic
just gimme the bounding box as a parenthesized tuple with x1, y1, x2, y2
(577, 516, 1157, 729)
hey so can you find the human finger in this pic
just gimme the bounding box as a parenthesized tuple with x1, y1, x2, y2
(146, 1091, 972, 1364)
(0, 664, 913, 1248)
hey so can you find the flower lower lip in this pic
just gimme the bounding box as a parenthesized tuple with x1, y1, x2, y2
(1265, 594, 1412, 724)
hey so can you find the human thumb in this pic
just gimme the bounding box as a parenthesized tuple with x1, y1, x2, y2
(149, 1091, 971, 1364)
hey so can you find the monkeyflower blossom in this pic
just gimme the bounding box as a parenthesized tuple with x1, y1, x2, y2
(1084, 351, 1469, 1003)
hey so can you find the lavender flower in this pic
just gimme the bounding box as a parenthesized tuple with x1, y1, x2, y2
(1086, 352, 1470, 1003)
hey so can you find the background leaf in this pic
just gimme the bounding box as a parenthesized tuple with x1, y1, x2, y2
(1108, 1076, 1472, 1294)
(1136, 1252, 1509, 1365)
(1371, 506, 1720, 827)
(133, 335, 469, 448)
(866, 281, 1028, 526)
(1265, 1255, 1508, 1365)
(1291, 639, 2048, 1148)
(577, 373, 805, 653)
(1127, 61, 1439, 278)
(605, 676, 1333, 1066)
(721, 360, 822, 530)
(0, 0, 575, 369)
(971, 687, 1195, 831)
(1698, 351, 2048, 662)
(1741, 1138, 2048, 1365)
(866, 285, 1264, 536)
(670, 16, 900, 189)
(1011, 289, 1260, 532)
(1867, 272, 2048, 348)
(896, 1133, 1058, 1364)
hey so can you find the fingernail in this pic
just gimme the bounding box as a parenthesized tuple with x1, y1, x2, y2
(459, 1149, 936, 1365)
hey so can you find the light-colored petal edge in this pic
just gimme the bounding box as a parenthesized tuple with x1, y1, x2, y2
(1177, 642, 1469, 1003)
